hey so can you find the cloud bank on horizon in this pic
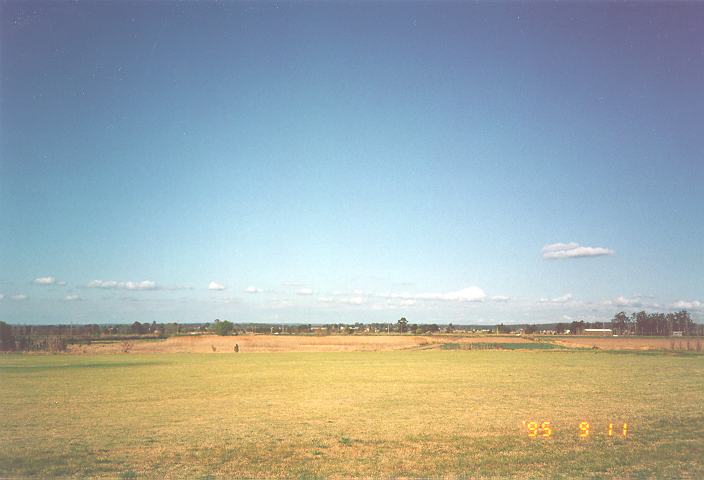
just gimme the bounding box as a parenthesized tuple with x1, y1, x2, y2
(1, 272, 702, 325)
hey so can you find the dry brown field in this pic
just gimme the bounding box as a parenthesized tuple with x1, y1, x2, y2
(552, 336, 700, 350)
(4, 349, 704, 478)
(67, 334, 534, 354)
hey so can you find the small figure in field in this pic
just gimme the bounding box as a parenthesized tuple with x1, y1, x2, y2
(234, 343, 239, 353)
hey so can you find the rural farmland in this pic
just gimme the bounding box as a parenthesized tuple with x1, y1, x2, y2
(65, 333, 538, 354)
(2, 0, 703, 478)
(2, 344, 703, 478)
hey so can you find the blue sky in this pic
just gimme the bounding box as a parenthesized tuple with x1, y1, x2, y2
(1, 2, 702, 325)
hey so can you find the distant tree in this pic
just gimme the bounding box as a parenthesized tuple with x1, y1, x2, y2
(612, 312, 628, 335)
(396, 317, 408, 333)
(496, 323, 510, 334)
(676, 310, 694, 335)
(569, 320, 585, 335)
(635, 311, 649, 335)
(213, 320, 234, 336)
(130, 321, 145, 334)
(0, 321, 15, 351)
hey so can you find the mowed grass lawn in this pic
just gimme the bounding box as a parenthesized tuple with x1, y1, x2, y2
(1, 350, 703, 478)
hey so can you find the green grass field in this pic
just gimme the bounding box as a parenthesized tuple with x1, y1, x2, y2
(2, 350, 703, 478)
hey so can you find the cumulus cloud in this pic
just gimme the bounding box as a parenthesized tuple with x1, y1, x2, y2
(88, 280, 158, 290)
(208, 281, 226, 291)
(376, 286, 486, 303)
(316, 295, 365, 305)
(417, 286, 487, 302)
(491, 295, 510, 302)
(10, 294, 27, 300)
(65, 294, 81, 301)
(376, 292, 412, 300)
(399, 299, 416, 306)
(33, 276, 57, 285)
(297, 288, 313, 295)
(245, 286, 263, 293)
(671, 300, 702, 310)
(539, 293, 573, 304)
(340, 296, 365, 305)
(542, 242, 614, 259)
(608, 296, 643, 308)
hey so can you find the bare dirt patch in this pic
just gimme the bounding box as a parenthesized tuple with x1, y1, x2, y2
(67, 334, 535, 354)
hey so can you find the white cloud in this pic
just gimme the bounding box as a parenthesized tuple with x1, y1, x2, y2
(399, 299, 417, 306)
(376, 286, 486, 303)
(540, 293, 573, 304)
(417, 286, 486, 302)
(0, 294, 3, 301)
(10, 294, 27, 300)
(491, 295, 510, 302)
(340, 296, 365, 305)
(542, 242, 614, 259)
(208, 281, 226, 291)
(245, 286, 262, 293)
(376, 292, 413, 300)
(65, 294, 81, 301)
(608, 296, 643, 308)
(88, 280, 158, 290)
(124, 281, 157, 290)
(671, 300, 702, 310)
(297, 288, 313, 295)
(562, 315, 573, 321)
(318, 294, 373, 306)
(33, 276, 57, 285)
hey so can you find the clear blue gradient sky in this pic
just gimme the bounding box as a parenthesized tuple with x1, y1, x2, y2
(1, 2, 702, 325)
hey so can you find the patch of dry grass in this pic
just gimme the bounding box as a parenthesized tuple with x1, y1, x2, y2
(67, 334, 534, 354)
(552, 336, 697, 350)
(1, 350, 702, 478)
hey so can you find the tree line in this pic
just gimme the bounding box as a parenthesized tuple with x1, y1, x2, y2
(1, 312, 700, 351)
(610, 310, 695, 336)
(552, 310, 696, 336)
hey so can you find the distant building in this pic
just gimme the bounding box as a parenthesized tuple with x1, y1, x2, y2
(583, 328, 613, 336)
